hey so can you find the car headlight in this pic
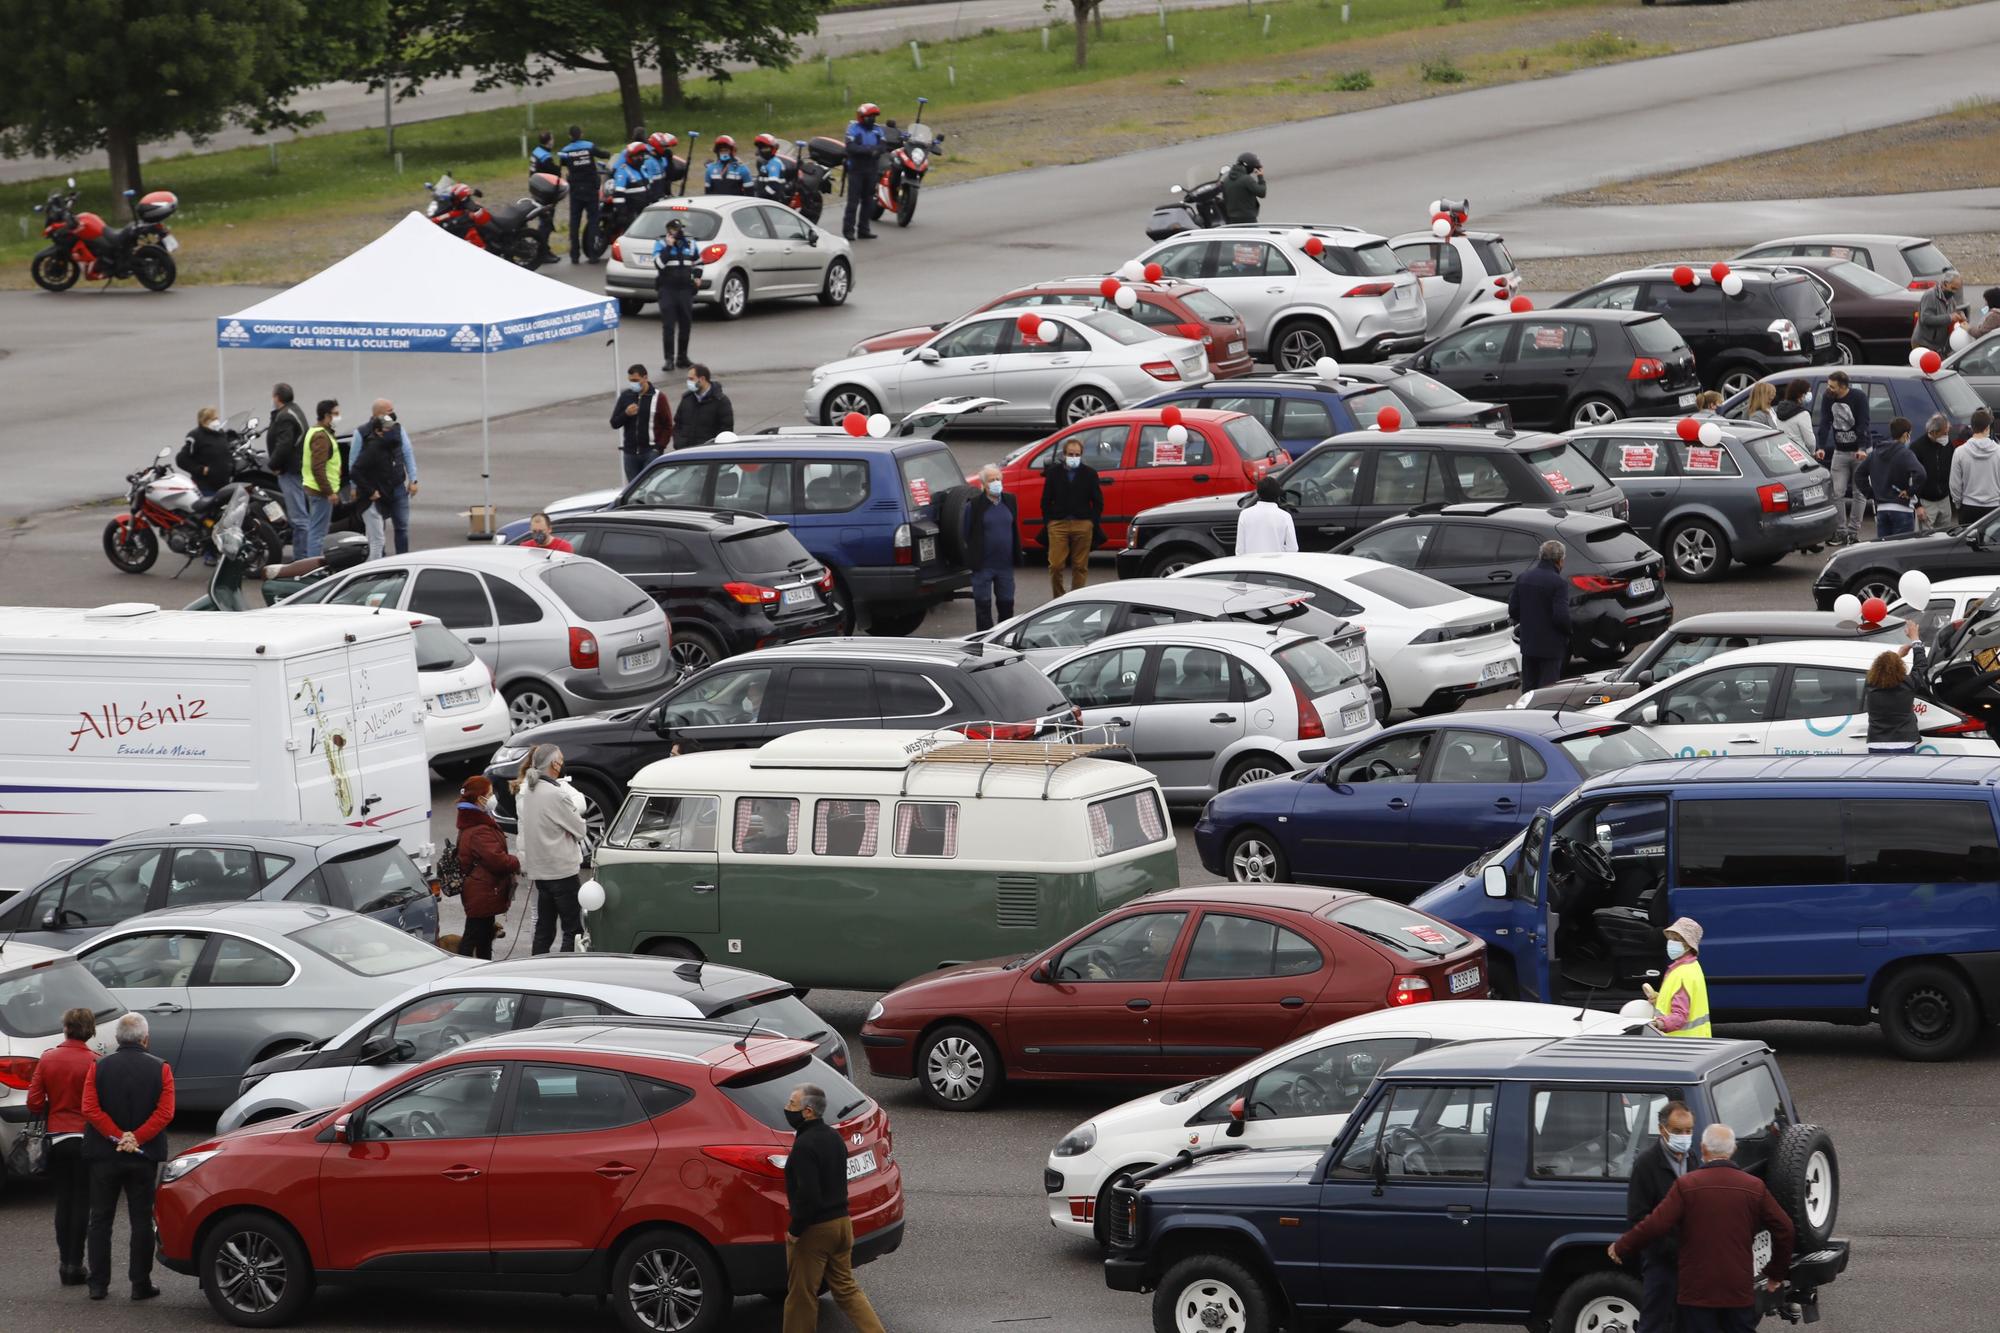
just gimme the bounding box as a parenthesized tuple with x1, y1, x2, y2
(490, 745, 530, 769)
(866, 1001, 885, 1023)
(1053, 1122, 1098, 1157)
(162, 1148, 220, 1184)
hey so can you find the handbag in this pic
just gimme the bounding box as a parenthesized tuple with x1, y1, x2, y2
(6, 1117, 50, 1178)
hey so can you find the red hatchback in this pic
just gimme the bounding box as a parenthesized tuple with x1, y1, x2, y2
(156, 1021, 902, 1330)
(850, 276, 1255, 379)
(860, 885, 1487, 1110)
(999, 407, 1290, 550)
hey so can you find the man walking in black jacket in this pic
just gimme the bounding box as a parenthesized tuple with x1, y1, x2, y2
(672, 364, 735, 449)
(609, 364, 672, 483)
(1815, 370, 1872, 545)
(80, 1013, 175, 1302)
(782, 1083, 885, 1333)
(965, 464, 1020, 630)
(1041, 435, 1105, 598)
(1627, 1100, 1695, 1333)
(1913, 413, 1956, 531)
(266, 383, 310, 556)
(1508, 539, 1573, 691)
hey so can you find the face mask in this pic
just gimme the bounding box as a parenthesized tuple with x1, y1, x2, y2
(332, 414, 342, 425)
(480, 795, 497, 813)
(1666, 940, 1687, 961)
(1665, 1132, 1693, 1155)
(1065, 455, 1081, 469)
(686, 380, 699, 395)
(782, 1107, 809, 1131)
(986, 480, 1003, 496)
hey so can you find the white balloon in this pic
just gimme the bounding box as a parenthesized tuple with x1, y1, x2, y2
(1166, 424, 1189, 446)
(1428, 199, 1444, 217)
(867, 412, 891, 438)
(1697, 421, 1722, 447)
(577, 879, 607, 913)
(1034, 317, 1056, 343)
(1113, 285, 1138, 310)
(1720, 273, 1744, 297)
(1430, 217, 1451, 238)
(1950, 324, 1973, 351)
(1287, 228, 1311, 248)
(712, 430, 737, 444)
(1313, 356, 1341, 379)
(1118, 260, 1144, 283)
(1833, 593, 1862, 622)
(1899, 569, 1933, 607)
(1908, 346, 1931, 370)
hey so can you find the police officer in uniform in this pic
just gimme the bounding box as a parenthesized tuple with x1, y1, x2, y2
(642, 132, 680, 199)
(843, 103, 886, 241)
(752, 133, 790, 200)
(654, 217, 699, 371)
(703, 136, 753, 195)
(608, 142, 650, 237)
(557, 125, 609, 263)
(528, 130, 560, 263)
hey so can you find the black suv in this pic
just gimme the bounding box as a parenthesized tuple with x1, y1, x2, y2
(1335, 501, 1670, 663)
(1399, 310, 1700, 431)
(484, 639, 1076, 836)
(1116, 428, 1627, 579)
(1556, 265, 1835, 395)
(520, 509, 844, 673)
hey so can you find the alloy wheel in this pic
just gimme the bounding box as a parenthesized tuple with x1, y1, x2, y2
(627, 1245, 706, 1332)
(670, 639, 714, 673)
(1230, 838, 1279, 882)
(827, 388, 875, 420)
(1276, 327, 1329, 371)
(1231, 764, 1280, 787)
(1064, 392, 1112, 424)
(1571, 399, 1621, 427)
(507, 688, 558, 730)
(721, 273, 747, 318)
(1853, 577, 1897, 605)
(1718, 370, 1757, 396)
(1171, 1277, 1249, 1333)
(213, 1230, 289, 1316)
(925, 1034, 986, 1102)
(825, 260, 851, 303)
(1671, 526, 1719, 577)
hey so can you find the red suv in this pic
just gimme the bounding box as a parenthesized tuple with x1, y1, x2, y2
(998, 407, 1290, 550)
(849, 276, 1254, 379)
(860, 885, 1487, 1110)
(156, 1020, 903, 1330)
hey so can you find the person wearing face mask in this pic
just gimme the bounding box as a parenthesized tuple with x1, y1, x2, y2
(609, 363, 672, 482)
(265, 383, 310, 556)
(177, 406, 233, 497)
(520, 511, 574, 553)
(513, 745, 588, 954)
(1626, 1100, 1696, 1333)
(1643, 918, 1711, 1037)
(963, 464, 1020, 630)
(653, 217, 699, 372)
(453, 776, 519, 960)
(300, 399, 342, 559)
(703, 135, 753, 196)
(350, 405, 410, 561)
(1041, 436, 1105, 598)
(781, 1083, 887, 1333)
(673, 363, 735, 449)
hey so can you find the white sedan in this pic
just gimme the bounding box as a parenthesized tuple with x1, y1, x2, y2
(1587, 640, 1990, 756)
(804, 305, 1209, 428)
(1045, 999, 1649, 1245)
(1174, 552, 1520, 719)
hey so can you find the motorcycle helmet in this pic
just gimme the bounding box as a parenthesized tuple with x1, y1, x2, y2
(753, 132, 780, 156)
(448, 183, 475, 205)
(320, 531, 369, 574)
(646, 132, 676, 155)
(1236, 151, 1263, 170)
(713, 134, 737, 156)
(857, 103, 880, 123)
(624, 141, 647, 164)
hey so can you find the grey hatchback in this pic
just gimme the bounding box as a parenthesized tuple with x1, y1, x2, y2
(0, 824, 441, 953)
(1562, 420, 1837, 582)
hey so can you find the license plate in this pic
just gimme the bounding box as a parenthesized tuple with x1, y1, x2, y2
(263, 501, 284, 521)
(1449, 966, 1482, 995)
(1340, 703, 1369, 729)
(1482, 658, 1518, 682)
(1813, 329, 1832, 345)
(781, 586, 816, 608)
(1628, 577, 1656, 598)
(163, 234, 180, 252)
(1229, 340, 1245, 355)
(1677, 393, 1696, 408)
(1803, 485, 1827, 505)
(846, 1149, 877, 1181)
(623, 648, 660, 672)
(1335, 643, 1363, 668)
(438, 688, 482, 709)
(919, 536, 937, 563)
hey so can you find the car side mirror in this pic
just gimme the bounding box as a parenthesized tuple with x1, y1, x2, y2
(1225, 1096, 1247, 1137)
(917, 347, 941, 365)
(1482, 864, 1508, 899)
(1636, 670, 1655, 686)
(356, 1034, 405, 1066)
(246, 417, 260, 431)
(1371, 1141, 1390, 1195)
(332, 1114, 352, 1144)
(40, 909, 63, 930)
(1030, 961, 1053, 984)
(1967, 528, 1985, 550)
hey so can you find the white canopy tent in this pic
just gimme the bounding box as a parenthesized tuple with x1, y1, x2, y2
(214, 212, 623, 519)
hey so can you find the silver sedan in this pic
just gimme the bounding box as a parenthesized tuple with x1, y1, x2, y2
(72, 901, 469, 1112)
(805, 305, 1210, 427)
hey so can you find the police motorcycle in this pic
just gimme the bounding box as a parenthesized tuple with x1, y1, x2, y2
(869, 98, 944, 229)
(1144, 163, 1229, 240)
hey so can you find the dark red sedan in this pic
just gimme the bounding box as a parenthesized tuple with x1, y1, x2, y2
(860, 884, 1487, 1110)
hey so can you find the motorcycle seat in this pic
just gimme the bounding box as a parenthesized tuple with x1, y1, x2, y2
(488, 201, 532, 230)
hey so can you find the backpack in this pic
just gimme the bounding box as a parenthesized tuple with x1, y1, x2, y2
(437, 838, 469, 897)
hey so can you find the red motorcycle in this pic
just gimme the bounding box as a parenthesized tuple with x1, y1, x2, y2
(31, 178, 179, 292)
(870, 98, 944, 229)
(423, 173, 564, 267)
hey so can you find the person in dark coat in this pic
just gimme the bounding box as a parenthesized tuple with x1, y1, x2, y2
(1041, 435, 1105, 598)
(964, 464, 1020, 630)
(1912, 413, 1956, 531)
(177, 406, 233, 496)
(1865, 622, 1927, 752)
(455, 776, 519, 960)
(1507, 539, 1573, 691)
(609, 363, 673, 483)
(80, 1012, 175, 1302)
(1612, 1124, 1794, 1333)
(27, 1007, 100, 1287)
(1626, 1100, 1696, 1333)
(1220, 151, 1266, 224)
(266, 383, 310, 556)
(1854, 416, 1926, 540)
(782, 1082, 885, 1333)
(349, 413, 408, 561)
(673, 364, 735, 449)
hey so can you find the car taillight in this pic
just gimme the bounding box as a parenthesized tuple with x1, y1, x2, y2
(817, 567, 835, 592)
(1627, 357, 1665, 381)
(893, 522, 913, 565)
(1924, 715, 1989, 736)
(1140, 360, 1181, 381)
(702, 1145, 789, 1179)
(724, 581, 779, 605)
(700, 243, 727, 264)
(610, 240, 622, 263)
(1757, 482, 1790, 513)
(1343, 282, 1395, 298)
(956, 722, 1035, 740)
(1768, 318, 1801, 352)
(1570, 574, 1629, 594)
(1291, 680, 1324, 741)
(568, 626, 600, 669)
(1909, 278, 1937, 291)
(1388, 976, 1432, 1007)
(0, 1056, 37, 1090)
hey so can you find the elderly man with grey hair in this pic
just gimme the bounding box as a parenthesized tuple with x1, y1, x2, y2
(1507, 537, 1572, 693)
(781, 1083, 885, 1333)
(963, 462, 1020, 631)
(1611, 1121, 1795, 1333)
(512, 743, 589, 954)
(80, 1012, 175, 1301)
(1912, 270, 1965, 356)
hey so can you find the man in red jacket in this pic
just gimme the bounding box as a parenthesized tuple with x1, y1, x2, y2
(27, 1006, 103, 1286)
(1611, 1123, 1794, 1333)
(81, 1012, 176, 1302)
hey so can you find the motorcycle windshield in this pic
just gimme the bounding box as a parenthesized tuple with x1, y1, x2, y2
(904, 122, 935, 147)
(432, 173, 457, 194)
(1182, 164, 1221, 193)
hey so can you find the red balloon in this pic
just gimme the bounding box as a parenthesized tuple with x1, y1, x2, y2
(1015, 311, 1039, 335)
(1160, 405, 1183, 427)
(1675, 417, 1701, 443)
(1671, 265, 1696, 289)
(1709, 262, 1731, 284)
(1431, 211, 1452, 225)
(1099, 276, 1120, 299)
(1304, 236, 1325, 257)
(1509, 295, 1534, 313)
(841, 412, 867, 437)
(1861, 596, 1888, 624)
(1376, 406, 1402, 432)
(1143, 262, 1164, 282)
(1920, 349, 1942, 374)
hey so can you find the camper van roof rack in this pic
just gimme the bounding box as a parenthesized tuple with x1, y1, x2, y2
(903, 724, 1132, 799)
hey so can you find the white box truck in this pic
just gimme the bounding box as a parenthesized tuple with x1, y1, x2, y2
(0, 603, 434, 890)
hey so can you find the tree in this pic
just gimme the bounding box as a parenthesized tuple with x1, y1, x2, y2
(1064, 0, 1104, 70)
(651, 0, 823, 114)
(0, 0, 386, 196)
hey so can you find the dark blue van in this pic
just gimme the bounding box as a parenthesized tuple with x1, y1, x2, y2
(1413, 753, 2000, 1060)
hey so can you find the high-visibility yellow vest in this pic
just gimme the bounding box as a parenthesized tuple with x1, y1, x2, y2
(303, 425, 342, 496)
(1655, 958, 1712, 1037)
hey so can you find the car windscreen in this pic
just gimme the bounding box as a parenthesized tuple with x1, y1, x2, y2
(1314, 240, 1401, 278)
(1557, 727, 1669, 777)
(720, 526, 813, 578)
(1901, 242, 1952, 278)
(414, 622, 474, 671)
(721, 1054, 871, 1129)
(1076, 308, 1165, 346)
(1823, 261, 1905, 298)
(1627, 317, 1689, 358)
(290, 913, 449, 977)
(1934, 372, 1988, 417)
(705, 989, 834, 1045)
(1342, 387, 1418, 425)
(1224, 416, 1283, 461)
(1522, 443, 1609, 498)
(1178, 289, 1237, 322)
(1378, 370, 1474, 410)
(1328, 898, 1471, 958)
(1771, 277, 1829, 328)
(625, 207, 722, 244)
(1273, 637, 1359, 694)
(968, 657, 1071, 719)
(1734, 429, 1817, 476)
(0, 956, 122, 1039)
(1350, 566, 1463, 609)
(898, 447, 967, 518)
(1472, 237, 1516, 274)
(321, 846, 432, 913)
(540, 560, 655, 621)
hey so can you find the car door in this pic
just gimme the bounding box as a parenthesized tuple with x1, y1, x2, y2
(1500, 320, 1597, 425)
(487, 1062, 660, 1274)
(1399, 730, 1529, 885)
(730, 204, 780, 294)
(1363, 446, 1447, 525)
(1766, 663, 1869, 756)
(1132, 643, 1247, 796)
(318, 1062, 505, 1273)
(991, 317, 1092, 424)
(3, 844, 168, 949)
(480, 573, 553, 692)
(657, 664, 777, 751)
(1200, 240, 1294, 347)
(1278, 445, 1370, 549)
(1577, 434, 1677, 541)
(772, 663, 880, 735)
(342, 990, 534, 1101)
(75, 929, 205, 1067)
(1025, 422, 1133, 543)
(758, 205, 820, 294)
(1047, 644, 1147, 754)
(1005, 598, 1120, 669)
(1621, 662, 1781, 757)
(602, 794, 721, 934)
(180, 930, 299, 1105)
(566, 526, 684, 619)
(1420, 524, 1515, 598)
(1640, 280, 1728, 377)
(1292, 731, 1435, 885)
(1419, 322, 1513, 412)
(409, 568, 498, 671)
(1157, 910, 1330, 1077)
(902, 317, 1008, 416)
(1392, 240, 1463, 336)
(1114, 424, 1227, 546)
(1005, 909, 1188, 1076)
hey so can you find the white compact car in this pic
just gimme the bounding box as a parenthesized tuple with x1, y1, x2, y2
(1045, 998, 1650, 1244)
(604, 196, 853, 319)
(1135, 224, 1428, 370)
(1389, 219, 1523, 338)
(1175, 553, 1519, 720)
(0, 945, 121, 1187)
(1046, 621, 1377, 800)
(409, 614, 513, 773)
(1888, 575, 2000, 647)
(805, 305, 1209, 428)
(1588, 639, 1991, 757)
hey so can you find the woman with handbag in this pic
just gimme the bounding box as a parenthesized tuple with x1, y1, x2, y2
(25, 1007, 100, 1286)
(455, 775, 520, 960)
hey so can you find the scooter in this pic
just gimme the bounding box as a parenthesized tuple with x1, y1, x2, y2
(1144, 164, 1228, 241)
(31, 177, 180, 292)
(105, 424, 289, 576)
(870, 98, 944, 229)
(191, 529, 368, 612)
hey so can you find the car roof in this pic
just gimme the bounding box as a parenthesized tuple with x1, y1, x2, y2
(1313, 427, 1559, 453)
(462, 953, 785, 1008)
(1601, 265, 1798, 287)
(1482, 309, 1661, 326)
(1167, 223, 1390, 248)
(0, 941, 76, 971)
(1759, 365, 1943, 382)
(1036, 276, 1210, 296)
(640, 196, 762, 216)
(1135, 882, 1367, 912)
(1066, 407, 1247, 426)
(361, 545, 595, 575)
(1578, 753, 2000, 794)
(1066, 620, 1321, 653)
(552, 508, 784, 536)
(96, 901, 358, 935)
(1067, 579, 1304, 612)
(1183, 551, 1450, 587)
(685, 433, 947, 454)
(1666, 610, 1907, 636)
(1644, 640, 1887, 673)
(1742, 233, 1927, 249)
(1372, 503, 1601, 534)
(741, 636, 1026, 667)
(1380, 707, 1620, 740)
(1569, 419, 1787, 445)
(1915, 576, 2000, 596)
(1382, 1033, 1773, 1083)
(453, 1020, 810, 1069)
(1166, 375, 1392, 401)
(97, 822, 399, 852)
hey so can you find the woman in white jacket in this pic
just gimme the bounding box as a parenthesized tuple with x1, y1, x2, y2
(513, 744, 589, 954)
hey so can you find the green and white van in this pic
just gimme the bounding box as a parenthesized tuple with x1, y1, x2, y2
(587, 729, 1181, 991)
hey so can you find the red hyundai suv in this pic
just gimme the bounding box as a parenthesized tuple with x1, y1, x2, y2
(860, 884, 1487, 1110)
(849, 276, 1255, 378)
(156, 1020, 902, 1330)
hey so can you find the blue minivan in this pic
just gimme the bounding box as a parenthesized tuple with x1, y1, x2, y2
(1413, 753, 2000, 1060)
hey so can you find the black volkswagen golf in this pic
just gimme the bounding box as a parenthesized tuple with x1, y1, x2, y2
(1398, 309, 1700, 431)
